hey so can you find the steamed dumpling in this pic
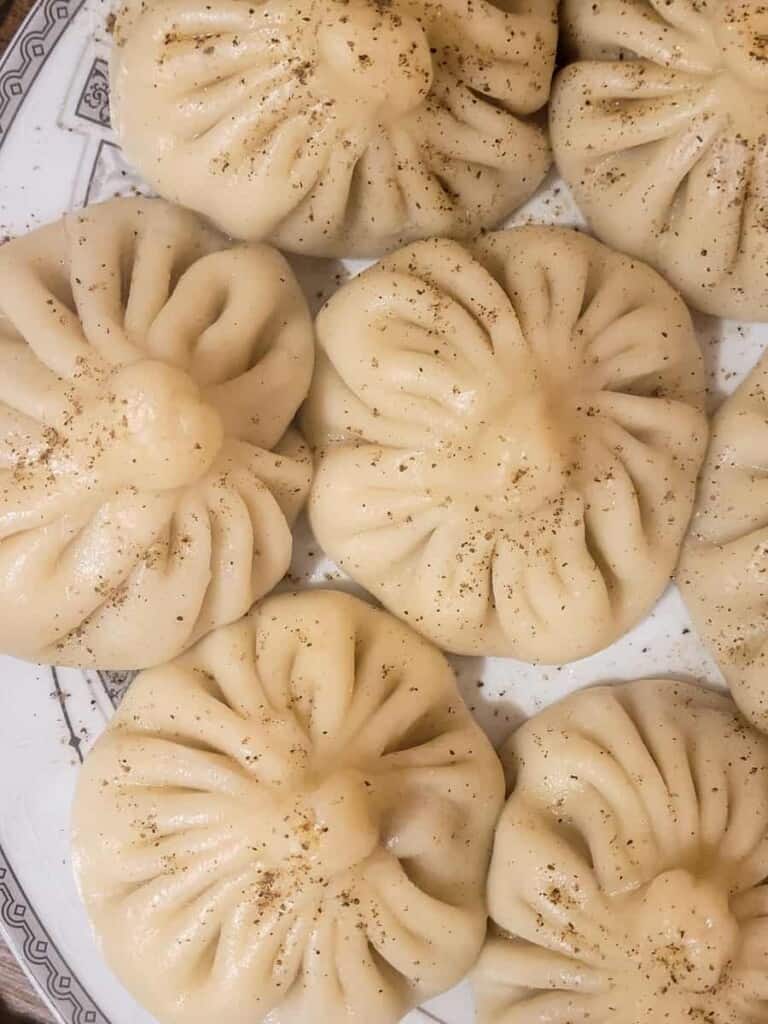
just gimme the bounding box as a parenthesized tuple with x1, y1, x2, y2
(473, 679, 768, 1023)
(303, 227, 707, 663)
(0, 198, 314, 669)
(551, 0, 768, 320)
(72, 589, 504, 1024)
(679, 350, 768, 732)
(110, 0, 557, 257)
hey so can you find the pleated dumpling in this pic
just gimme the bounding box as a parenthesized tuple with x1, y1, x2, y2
(110, 0, 557, 257)
(72, 589, 504, 1024)
(473, 679, 768, 1023)
(0, 198, 314, 669)
(303, 227, 707, 663)
(551, 0, 768, 320)
(679, 350, 768, 732)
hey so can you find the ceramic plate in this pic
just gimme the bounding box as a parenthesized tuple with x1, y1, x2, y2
(0, 2, 765, 1021)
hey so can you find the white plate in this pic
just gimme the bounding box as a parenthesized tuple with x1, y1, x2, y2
(0, 3, 765, 1022)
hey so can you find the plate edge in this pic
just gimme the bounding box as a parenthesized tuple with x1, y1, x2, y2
(0, 0, 86, 153)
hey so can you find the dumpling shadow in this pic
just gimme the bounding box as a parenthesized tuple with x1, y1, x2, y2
(447, 654, 528, 750)
(282, 509, 371, 600)
(286, 254, 354, 316)
(690, 308, 768, 411)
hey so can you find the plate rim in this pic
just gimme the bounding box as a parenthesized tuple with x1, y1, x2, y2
(0, 0, 86, 149)
(1, 6, 111, 1019)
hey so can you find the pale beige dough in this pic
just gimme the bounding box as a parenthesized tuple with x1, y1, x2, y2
(679, 350, 768, 732)
(110, 0, 557, 257)
(0, 198, 314, 669)
(472, 678, 768, 1024)
(550, 0, 768, 320)
(72, 589, 504, 1024)
(303, 226, 708, 663)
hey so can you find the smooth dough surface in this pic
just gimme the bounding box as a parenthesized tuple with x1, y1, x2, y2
(72, 589, 504, 1024)
(111, 0, 557, 257)
(679, 351, 768, 732)
(0, 198, 314, 669)
(551, 0, 768, 320)
(473, 679, 768, 1023)
(303, 227, 708, 663)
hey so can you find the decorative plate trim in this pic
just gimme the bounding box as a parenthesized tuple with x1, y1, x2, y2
(0, 7, 110, 1020)
(74, 55, 109, 127)
(0, 850, 108, 1023)
(0, 0, 85, 149)
(96, 670, 135, 710)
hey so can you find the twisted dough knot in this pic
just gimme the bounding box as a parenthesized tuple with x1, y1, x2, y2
(630, 869, 740, 997)
(86, 361, 224, 491)
(317, 0, 433, 115)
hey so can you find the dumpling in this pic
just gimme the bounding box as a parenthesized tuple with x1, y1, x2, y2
(472, 679, 768, 1024)
(550, 0, 768, 320)
(71, 589, 504, 1024)
(110, 0, 557, 257)
(0, 197, 314, 669)
(303, 227, 708, 663)
(678, 351, 768, 732)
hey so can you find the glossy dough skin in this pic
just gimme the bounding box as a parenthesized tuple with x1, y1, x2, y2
(0, 198, 314, 669)
(679, 351, 768, 732)
(551, 0, 768, 320)
(303, 227, 707, 662)
(111, 0, 557, 257)
(473, 679, 768, 1024)
(72, 590, 505, 1024)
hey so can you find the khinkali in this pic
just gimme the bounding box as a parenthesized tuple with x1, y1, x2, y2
(679, 350, 768, 732)
(303, 227, 707, 663)
(0, 198, 314, 669)
(72, 589, 504, 1024)
(111, 0, 557, 257)
(473, 679, 768, 1023)
(551, 0, 768, 320)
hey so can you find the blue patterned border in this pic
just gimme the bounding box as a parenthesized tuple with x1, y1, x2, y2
(0, 849, 107, 1023)
(0, 3, 110, 1016)
(75, 55, 109, 127)
(97, 670, 135, 708)
(0, 0, 85, 149)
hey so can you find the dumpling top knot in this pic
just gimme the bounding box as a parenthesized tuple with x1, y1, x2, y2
(316, 0, 434, 115)
(67, 360, 224, 491)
